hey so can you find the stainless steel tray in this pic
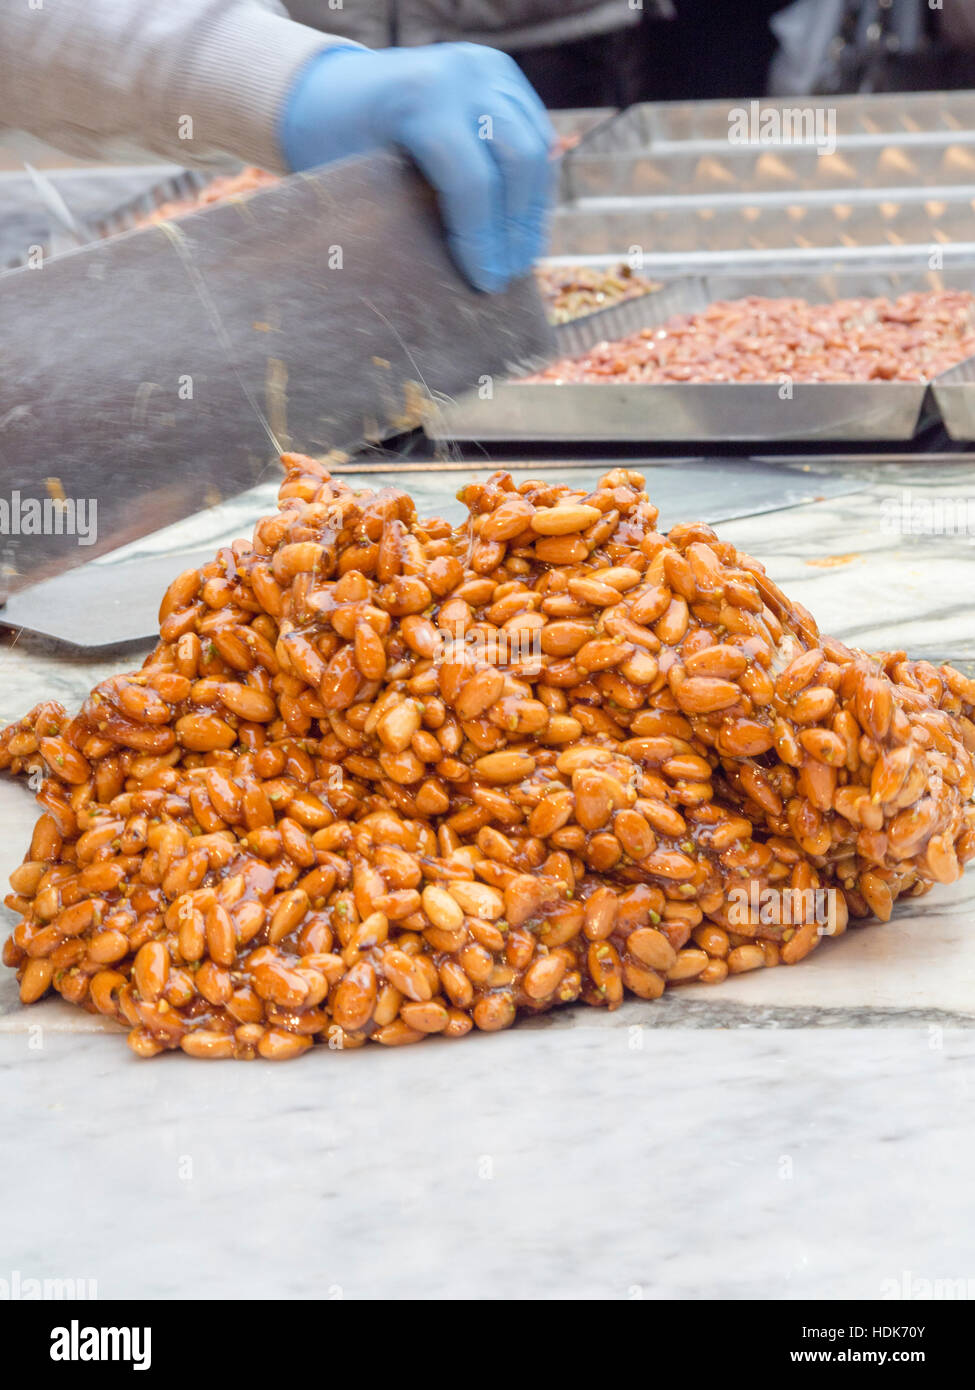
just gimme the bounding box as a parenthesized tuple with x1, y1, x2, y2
(426, 266, 975, 445)
(931, 354, 975, 440)
(562, 138, 975, 202)
(0, 164, 205, 271)
(90, 166, 213, 239)
(577, 92, 975, 154)
(550, 107, 618, 148)
(549, 192, 975, 269)
(428, 378, 929, 444)
(1, 164, 234, 271)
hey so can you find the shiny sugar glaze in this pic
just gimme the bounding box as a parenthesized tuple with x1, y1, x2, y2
(1, 456, 974, 1059)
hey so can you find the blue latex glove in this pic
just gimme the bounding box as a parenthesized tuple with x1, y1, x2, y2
(278, 43, 556, 292)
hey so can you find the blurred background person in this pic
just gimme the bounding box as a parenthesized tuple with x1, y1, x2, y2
(288, 1, 676, 108)
(769, 0, 975, 95)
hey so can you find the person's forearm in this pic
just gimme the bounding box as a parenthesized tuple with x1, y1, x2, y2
(0, 0, 351, 170)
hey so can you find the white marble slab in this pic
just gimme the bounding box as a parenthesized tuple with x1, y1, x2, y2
(2, 1025, 974, 1299)
(720, 465, 975, 661)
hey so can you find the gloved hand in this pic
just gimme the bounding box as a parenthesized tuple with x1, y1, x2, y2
(278, 43, 556, 293)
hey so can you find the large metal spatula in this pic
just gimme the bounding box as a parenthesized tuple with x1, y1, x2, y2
(0, 150, 554, 604)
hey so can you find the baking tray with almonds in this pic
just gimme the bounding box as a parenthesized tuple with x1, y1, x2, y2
(426, 266, 975, 445)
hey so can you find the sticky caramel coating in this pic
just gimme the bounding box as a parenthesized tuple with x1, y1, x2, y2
(2, 456, 973, 1059)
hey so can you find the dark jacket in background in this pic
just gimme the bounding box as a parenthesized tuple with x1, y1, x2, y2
(284, 0, 656, 108)
(285, 0, 643, 51)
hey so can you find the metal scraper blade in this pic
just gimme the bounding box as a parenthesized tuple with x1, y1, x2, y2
(0, 150, 554, 599)
(0, 458, 863, 649)
(0, 547, 220, 650)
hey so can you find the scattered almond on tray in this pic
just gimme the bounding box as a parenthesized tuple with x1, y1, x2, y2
(527, 292, 975, 383)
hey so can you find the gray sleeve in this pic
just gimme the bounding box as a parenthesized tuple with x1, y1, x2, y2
(0, 0, 355, 172)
